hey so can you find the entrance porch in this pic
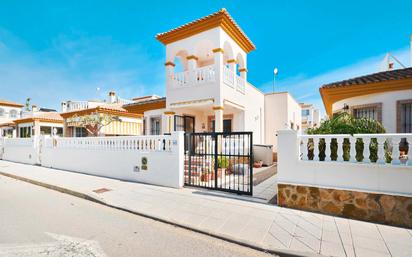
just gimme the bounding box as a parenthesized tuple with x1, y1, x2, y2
(163, 101, 245, 134)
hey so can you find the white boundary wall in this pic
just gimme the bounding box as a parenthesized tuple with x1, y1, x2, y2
(0, 137, 39, 165)
(0, 132, 185, 188)
(277, 130, 412, 196)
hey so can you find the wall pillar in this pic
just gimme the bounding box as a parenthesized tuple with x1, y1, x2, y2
(164, 111, 175, 134)
(239, 67, 247, 81)
(227, 59, 236, 71)
(213, 106, 224, 132)
(186, 55, 198, 71)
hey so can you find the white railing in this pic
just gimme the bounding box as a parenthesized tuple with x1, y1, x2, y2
(66, 101, 89, 112)
(277, 130, 412, 196)
(44, 135, 173, 152)
(236, 76, 245, 94)
(223, 66, 235, 88)
(3, 137, 37, 147)
(299, 133, 412, 166)
(116, 97, 134, 105)
(171, 65, 215, 88)
(223, 67, 245, 94)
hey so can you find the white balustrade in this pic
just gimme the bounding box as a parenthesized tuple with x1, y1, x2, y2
(66, 101, 89, 112)
(223, 66, 235, 88)
(172, 65, 215, 88)
(298, 134, 412, 166)
(236, 76, 245, 94)
(44, 135, 173, 152)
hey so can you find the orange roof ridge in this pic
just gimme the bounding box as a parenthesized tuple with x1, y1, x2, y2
(156, 8, 255, 53)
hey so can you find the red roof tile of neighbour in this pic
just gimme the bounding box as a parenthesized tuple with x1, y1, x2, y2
(320, 67, 412, 116)
(13, 112, 64, 124)
(60, 104, 142, 119)
(0, 99, 24, 108)
(321, 67, 412, 89)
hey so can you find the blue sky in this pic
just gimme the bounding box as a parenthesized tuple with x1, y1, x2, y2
(0, 0, 411, 115)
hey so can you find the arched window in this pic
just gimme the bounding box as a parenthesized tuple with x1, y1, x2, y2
(9, 109, 18, 118)
(0, 108, 4, 117)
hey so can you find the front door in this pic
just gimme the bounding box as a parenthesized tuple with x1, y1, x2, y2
(174, 115, 195, 151)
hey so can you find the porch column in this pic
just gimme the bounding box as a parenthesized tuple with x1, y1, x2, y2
(213, 106, 224, 132)
(239, 67, 247, 81)
(186, 55, 198, 71)
(164, 111, 175, 134)
(227, 59, 236, 71)
(165, 61, 175, 88)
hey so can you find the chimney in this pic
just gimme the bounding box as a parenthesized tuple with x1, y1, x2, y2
(32, 105, 38, 112)
(108, 91, 116, 103)
(61, 102, 67, 112)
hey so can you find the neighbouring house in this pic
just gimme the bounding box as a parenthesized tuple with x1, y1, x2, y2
(14, 110, 64, 138)
(300, 103, 321, 131)
(264, 92, 301, 151)
(320, 67, 412, 133)
(60, 91, 143, 137)
(123, 8, 302, 151)
(0, 99, 24, 138)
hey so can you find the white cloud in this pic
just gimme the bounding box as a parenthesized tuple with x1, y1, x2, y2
(0, 29, 164, 110)
(259, 47, 411, 116)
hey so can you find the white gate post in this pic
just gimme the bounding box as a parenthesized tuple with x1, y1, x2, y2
(277, 129, 299, 185)
(171, 131, 185, 188)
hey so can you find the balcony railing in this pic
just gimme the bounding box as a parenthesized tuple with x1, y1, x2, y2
(171, 65, 215, 87)
(223, 66, 245, 94)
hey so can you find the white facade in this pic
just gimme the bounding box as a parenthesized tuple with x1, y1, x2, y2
(0, 103, 23, 138)
(300, 103, 321, 131)
(332, 89, 412, 133)
(264, 92, 301, 150)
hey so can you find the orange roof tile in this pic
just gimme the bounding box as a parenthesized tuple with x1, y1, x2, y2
(156, 8, 255, 53)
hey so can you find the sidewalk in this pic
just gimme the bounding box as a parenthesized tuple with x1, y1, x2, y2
(1, 160, 411, 257)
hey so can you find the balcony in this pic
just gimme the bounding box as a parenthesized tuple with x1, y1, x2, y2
(169, 64, 246, 94)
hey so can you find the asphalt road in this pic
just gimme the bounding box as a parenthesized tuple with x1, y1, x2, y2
(0, 175, 276, 257)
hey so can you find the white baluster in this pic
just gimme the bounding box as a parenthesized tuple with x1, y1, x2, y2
(313, 137, 320, 161)
(349, 137, 357, 162)
(391, 136, 401, 165)
(301, 137, 309, 161)
(408, 136, 412, 166)
(336, 137, 344, 162)
(363, 137, 371, 163)
(324, 137, 331, 162)
(377, 137, 387, 164)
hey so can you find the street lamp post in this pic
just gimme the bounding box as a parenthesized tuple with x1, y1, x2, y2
(273, 68, 278, 93)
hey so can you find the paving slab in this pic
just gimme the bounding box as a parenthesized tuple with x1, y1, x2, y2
(1, 160, 412, 257)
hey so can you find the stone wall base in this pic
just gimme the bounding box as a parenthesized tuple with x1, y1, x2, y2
(278, 183, 412, 228)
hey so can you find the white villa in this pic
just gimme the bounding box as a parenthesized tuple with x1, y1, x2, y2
(0, 99, 24, 138)
(124, 9, 302, 150)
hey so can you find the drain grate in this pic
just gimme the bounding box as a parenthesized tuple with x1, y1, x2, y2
(93, 188, 111, 194)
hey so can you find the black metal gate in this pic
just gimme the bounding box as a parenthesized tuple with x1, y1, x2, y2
(184, 132, 253, 195)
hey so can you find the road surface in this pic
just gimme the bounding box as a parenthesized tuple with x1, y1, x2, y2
(0, 175, 276, 257)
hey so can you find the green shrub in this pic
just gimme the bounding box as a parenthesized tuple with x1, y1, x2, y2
(306, 113, 391, 163)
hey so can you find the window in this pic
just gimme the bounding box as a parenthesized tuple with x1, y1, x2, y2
(352, 103, 382, 122)
(223, 119, 232, 133)
(40, 126, 52, 135)
(301, 109, 310, 116)
(150, 117, 161, 135)
(9, 110, 18, 118)
(74, 127, 88, 137)
(397, 100, 412, 133)
(0, 108, 4, 117)
(143, 118, 147, 135)
(19, 126, 31, 138)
